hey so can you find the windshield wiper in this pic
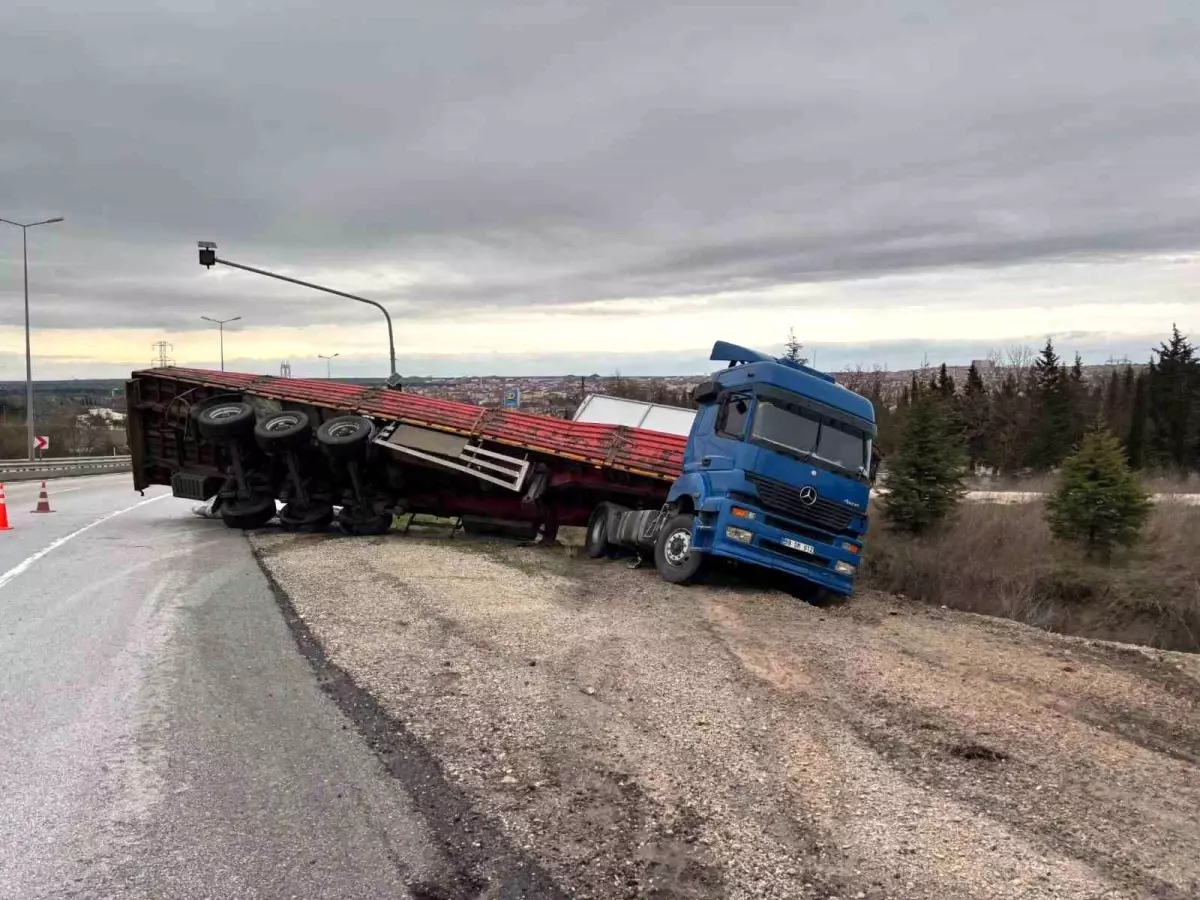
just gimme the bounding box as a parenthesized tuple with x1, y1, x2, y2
(813, 448, 875, 481)
(754, 435, 814, 462)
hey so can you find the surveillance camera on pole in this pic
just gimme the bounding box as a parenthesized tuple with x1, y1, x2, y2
(198, 241, 217, 268)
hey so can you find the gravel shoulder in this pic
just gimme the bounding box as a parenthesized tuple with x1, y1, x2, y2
(250, 529, 1200, 900)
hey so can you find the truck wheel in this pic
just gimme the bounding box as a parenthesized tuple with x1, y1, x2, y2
(317, 416, 374, 460)
(584, 503, 615, 558)
(255, 410, 312, 452)
(219, 493, 277, 530)
(654, 513, 707, 584)
(198, 402, 256, 443)
(279, 501, 334, 532)
(337, 507, 393, 536)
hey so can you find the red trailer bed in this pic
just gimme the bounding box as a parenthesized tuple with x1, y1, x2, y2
(133, 367, 688, 484)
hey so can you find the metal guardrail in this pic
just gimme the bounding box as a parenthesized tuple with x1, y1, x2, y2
(0, 456, 132, 481)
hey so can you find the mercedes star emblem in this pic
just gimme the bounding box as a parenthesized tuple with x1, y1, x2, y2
(798, 486, 818, 506)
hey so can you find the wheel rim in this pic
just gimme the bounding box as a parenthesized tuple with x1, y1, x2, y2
(266, 414, 301, 431)
(664, 528, 691, 566)
(208, 404, 246, 421)
(328, 421, 364, 439)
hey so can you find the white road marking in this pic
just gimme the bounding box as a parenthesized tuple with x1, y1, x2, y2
(5, 483, 90, 497)
(0, 493, 172, 592)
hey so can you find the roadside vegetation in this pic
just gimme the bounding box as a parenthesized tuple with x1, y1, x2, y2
(864, 497, 1200, 652)
(863, 326, 1200, 651)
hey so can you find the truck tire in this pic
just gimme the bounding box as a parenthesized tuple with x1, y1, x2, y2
(197, 402, 256, 443)
(279, 500, 334, 532)
(255, 410, 312, 452)
(337, 506, 393, 536)
(654, 512, 707, 584)
(317, 416, 374, 460)
(584, 503, 615, 558)
(219, 492, 277, 530)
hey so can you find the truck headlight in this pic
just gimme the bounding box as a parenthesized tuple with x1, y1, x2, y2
(840, 540, 860, 554)
(725, 526, 754, 544)
(834, 560, 856, 576)
(731, 506, 758, 521)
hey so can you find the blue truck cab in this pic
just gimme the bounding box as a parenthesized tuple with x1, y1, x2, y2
(657, 341, 877, 596)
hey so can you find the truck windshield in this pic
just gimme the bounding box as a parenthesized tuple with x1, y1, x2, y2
(750, 398, 869, 478)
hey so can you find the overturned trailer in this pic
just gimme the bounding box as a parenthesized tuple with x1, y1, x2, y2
(126, 367, 686, 537)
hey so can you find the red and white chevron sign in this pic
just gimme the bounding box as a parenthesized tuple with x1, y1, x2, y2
(34, 435, 49, 452)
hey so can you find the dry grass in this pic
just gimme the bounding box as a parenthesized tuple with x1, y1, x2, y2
(964, 470, 1200, 495)
(863, 501, 1200, 651)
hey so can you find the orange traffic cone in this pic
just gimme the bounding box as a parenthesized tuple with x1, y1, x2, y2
(32, 481, 53, 514)
(0, 483, 11, 531)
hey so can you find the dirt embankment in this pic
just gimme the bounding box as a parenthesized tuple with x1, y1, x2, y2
(251, 531, 1200, 900)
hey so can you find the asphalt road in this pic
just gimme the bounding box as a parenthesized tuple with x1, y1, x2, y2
(0, 474, 449, 899)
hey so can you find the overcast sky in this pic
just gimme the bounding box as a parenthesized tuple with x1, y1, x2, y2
(1, 1, 1198, 380)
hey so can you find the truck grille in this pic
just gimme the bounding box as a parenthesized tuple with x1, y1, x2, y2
(746, 474, 858, 534)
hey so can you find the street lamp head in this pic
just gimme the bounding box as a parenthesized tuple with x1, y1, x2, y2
(42, 217, 64, 224)
(198, 240, 217, 268)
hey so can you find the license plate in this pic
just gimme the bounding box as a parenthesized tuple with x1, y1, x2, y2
(781, 537, 815, 555)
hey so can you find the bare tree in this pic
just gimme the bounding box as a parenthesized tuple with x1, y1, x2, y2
(1005, 344, 1035, 392)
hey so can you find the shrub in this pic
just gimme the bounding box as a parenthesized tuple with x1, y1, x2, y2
(1046, 425, 1152, 559)
(882, 395, 965, 534)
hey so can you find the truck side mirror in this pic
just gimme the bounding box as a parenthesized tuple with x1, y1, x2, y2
(692, 380, 719, 404)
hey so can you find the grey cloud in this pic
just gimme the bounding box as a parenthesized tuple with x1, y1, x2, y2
(2, 1, 1200, 336)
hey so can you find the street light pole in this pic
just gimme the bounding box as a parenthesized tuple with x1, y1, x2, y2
(200, 315, 241, 371)
(1, 215, 64, 459)
(197, 242, 398, 384)
(318, 352, 339, 379)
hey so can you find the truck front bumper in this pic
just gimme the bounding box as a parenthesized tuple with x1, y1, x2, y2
(693, 501, 860, 597)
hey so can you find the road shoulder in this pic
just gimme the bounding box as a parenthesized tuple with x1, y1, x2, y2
(251, 529, 1200, 900)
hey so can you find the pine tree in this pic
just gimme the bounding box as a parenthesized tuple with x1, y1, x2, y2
(985, 372, 1028, 475)
(1066, 352, 1090, 448)
(1026, 338, 1072, 469)
(783, 327, 808, 365)
(935, 363, 956, 400)
(1146, 324, 1198, 470)
(882, 394, 965, 534)
(1127, 369, 1149, 469)
(1046, 424, 1151, 559)
(1104, 369, 1121, 430)
(960, 362, 990, 467)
